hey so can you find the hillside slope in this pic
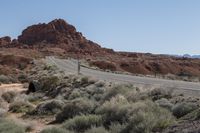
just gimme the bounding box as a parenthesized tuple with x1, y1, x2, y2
(1, 19, 200, 77)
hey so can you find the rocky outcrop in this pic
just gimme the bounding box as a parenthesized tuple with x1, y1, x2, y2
(18, 19, 81, 44)
(0, 36, 11, 46)
(17, 19, 104, 54)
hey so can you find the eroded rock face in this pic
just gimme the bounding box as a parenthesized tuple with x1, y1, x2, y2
(0, 36, 11, 46)
(18, 19, 79, 44)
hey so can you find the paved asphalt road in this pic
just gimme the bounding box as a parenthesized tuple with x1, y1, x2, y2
(45, 57, 200, 94)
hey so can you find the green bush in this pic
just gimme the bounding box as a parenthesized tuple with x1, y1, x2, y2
(62, 115, 103, 132)
(32, 100, 64, 115)
(122, 101, 175, 133)
(9, 101, 34, 113)
(85, 126, 108, 133)
(96, 95, 131, 126)
(41, 127, 73, 133)
(172, 102, 198, 118)
(2, 91, 17, 103)
(56, 98, 95, 122)
(0, 118, 25, 133)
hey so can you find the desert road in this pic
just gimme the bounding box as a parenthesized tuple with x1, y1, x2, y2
(46, 56, 200, 95)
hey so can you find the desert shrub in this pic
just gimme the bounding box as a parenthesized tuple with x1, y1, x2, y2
(96, 95, 131, 126)
(81, 77, 89, 85)
(56, 98, 95, 122)
(13, 93, 43, 107)
(62, 115, 103, 132)
(39, 76, 60, 91)
(122, 101, 175, 133)
(71, 76, 96, 88)
(22, 122, 36, 132)
(0, 75, 11, 84)
(85, 126, 108, 133)
(1, 91, 17, 103)
(155, 98, 174, 111)
(0, 97, 7, 109)
(41, 127, 73, 133)
(126, 90, 149, 102)
(85, 85, 105, 95)
(109, 123, 127, 133)
(68, 89, 81, 100)
(102, 84, 133, 102)
(149, 88, 173, 101)
(18, 74, 28, 83)
(31, 100, 64, 115)
(43, 64, 57, 71)
(172, 102, 198, 118)
(180, 108, 200, 121)
(0, 108, 7, 117)
(0, 118, 26, 133)
(9, 101, 34, 113)
(95, 81, 105, 87)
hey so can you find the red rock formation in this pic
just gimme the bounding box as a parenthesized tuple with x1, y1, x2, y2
(17, 19, 104, 54)
(0, 36, 11, 46)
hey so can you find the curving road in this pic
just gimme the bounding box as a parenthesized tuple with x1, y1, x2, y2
(45, 56, 200, 95)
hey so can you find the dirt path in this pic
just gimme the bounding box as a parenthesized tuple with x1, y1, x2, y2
(0, 84, 53, 133)
(0, 83, 26, 95)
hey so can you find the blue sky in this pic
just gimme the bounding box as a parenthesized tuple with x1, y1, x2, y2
(0, 0, 200, 55)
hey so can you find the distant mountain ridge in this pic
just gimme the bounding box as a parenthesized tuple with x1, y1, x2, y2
(183, 54, 200, 59)
(172, 54, 200, 59)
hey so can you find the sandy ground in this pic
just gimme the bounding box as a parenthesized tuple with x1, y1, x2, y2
(0, 83, 26, 95)
(0, 84, 53, 133)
